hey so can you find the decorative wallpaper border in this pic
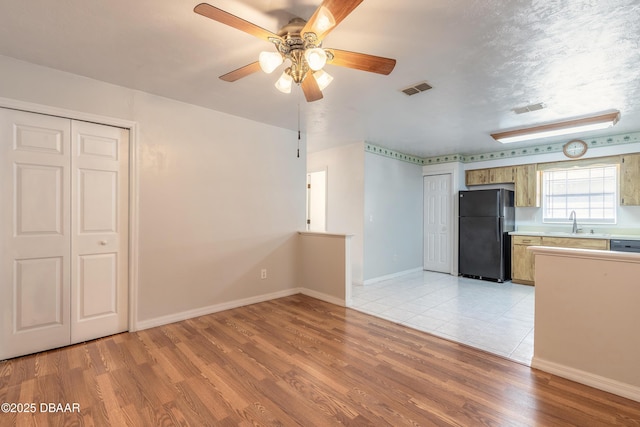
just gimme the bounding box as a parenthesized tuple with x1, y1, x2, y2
(365, 144, 426, 165)
(366, 132, 640, 165)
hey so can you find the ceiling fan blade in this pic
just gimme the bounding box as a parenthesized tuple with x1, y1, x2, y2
(327, 49, 396, 75)
(301, 75, 323, 102)
(194, 3, 282, 42)
(219, 62, 262, 82)
(302, 0, 364, 42)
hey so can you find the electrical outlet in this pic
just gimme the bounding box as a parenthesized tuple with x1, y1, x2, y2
(261, 269, 267, 279)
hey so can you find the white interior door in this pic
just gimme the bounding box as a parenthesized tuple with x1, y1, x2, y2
(423, 174, 452, 273)
(71, 121, 129, 343)
(306, 170, 327, 232)
(0, 109, 72, 359)
(0, 109, 129, 360)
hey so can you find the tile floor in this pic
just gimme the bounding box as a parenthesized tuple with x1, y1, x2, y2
(350, 270, 535, 365)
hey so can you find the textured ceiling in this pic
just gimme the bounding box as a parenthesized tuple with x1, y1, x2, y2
(0, 0, 639, 157)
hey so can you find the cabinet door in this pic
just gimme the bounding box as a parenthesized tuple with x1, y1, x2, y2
(512, 244, 535, 284)
(465, 169, 489, 186)
(489, 166, 514, 184)
(514, 164, 539, 207)
(620, 154, 640, 206)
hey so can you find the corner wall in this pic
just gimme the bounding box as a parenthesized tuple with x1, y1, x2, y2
(363, 152, 423, 281)
(307, 142, 365, 284)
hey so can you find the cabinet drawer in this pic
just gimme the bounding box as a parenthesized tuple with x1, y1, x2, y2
(541, 237, 609, 250)
(512, 235, 542, 245)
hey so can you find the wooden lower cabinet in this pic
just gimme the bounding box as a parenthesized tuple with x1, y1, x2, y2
(511, 236, 541, 285)
(511, 235, 610, 285)
(540, 237, 609, 250)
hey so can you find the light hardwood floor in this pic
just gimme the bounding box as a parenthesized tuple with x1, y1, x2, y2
(1, 295, 639, 426)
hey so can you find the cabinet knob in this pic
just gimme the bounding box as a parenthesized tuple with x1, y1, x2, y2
(100, 240, 107, 246)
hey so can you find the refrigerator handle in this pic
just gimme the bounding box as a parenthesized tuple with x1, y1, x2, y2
(496, 218, 500, 241)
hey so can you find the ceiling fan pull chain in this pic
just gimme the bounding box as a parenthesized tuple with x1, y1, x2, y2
(297, 99, 301, 158)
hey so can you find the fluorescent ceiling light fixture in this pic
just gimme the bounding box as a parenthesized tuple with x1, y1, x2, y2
(274, 71, 293, 93)
(258, 51, 283, 74)
(314, 69, 333, 91)
(491, 111, 620, 144)
(304, 48, 327, 71)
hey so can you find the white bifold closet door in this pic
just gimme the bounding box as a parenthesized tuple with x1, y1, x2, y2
(0, 108, 129, 360)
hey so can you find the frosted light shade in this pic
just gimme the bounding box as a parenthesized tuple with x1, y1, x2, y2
(304, 48, 327, 71)
(314, 69, 333, 91)
(275, 71, 293, 94)
(258, 51, 283, 74)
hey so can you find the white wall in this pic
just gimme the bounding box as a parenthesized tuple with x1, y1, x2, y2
(307, 142, 365, 284)
(0, 55, 306, 325)
(364, 152, 423, 281)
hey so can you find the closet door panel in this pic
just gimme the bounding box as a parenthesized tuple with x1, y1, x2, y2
(71, 120, 129, 343)
(0, 108, 71, 360)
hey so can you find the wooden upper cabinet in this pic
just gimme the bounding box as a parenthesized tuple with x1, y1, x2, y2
(489, 166, 514, 183)
(620, 153, 640, 206)
(465, 169, 489, 186)
(464, 163, 539, 207)
(465, 166, 514, 186)
(514, 164, 539, 207)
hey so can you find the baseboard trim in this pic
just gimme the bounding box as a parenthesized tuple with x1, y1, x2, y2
(299, 288, 346, 307)
(532, 357, 640, 403)
(363, 267, 423, 286)
(134, 288, 300, 331)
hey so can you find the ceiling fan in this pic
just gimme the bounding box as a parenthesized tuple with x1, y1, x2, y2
(194, 0, 397, 102)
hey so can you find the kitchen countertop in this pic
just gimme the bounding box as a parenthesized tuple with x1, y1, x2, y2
(509, 231, 640, 241)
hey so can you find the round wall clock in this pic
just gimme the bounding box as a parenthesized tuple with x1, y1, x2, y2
(562, 139, 588, 158)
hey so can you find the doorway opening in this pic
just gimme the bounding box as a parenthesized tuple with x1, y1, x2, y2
(306, 169, 327, 232)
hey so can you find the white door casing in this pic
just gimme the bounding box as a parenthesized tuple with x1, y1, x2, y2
(0, 108, 129, 359)
(423, 174, 451, 273)
(71, 120, 129, 343)
(306, 170, 327, 232)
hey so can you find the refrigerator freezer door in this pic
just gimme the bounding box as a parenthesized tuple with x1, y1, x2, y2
(459, 217, 506, 281)
(459, 190, 501, 217)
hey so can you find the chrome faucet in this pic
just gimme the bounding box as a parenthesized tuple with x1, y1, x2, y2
(569, 210, 579, 234)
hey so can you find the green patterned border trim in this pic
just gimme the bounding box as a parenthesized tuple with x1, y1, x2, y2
(367, 132, 640, 166)
(365, 144, 426, 165)
(424, 131, 640, 164)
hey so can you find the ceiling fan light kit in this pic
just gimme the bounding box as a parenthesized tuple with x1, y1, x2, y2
(491, 111, 620, 144)
(304, 48, 328, 71)
(314, 69, 334, 91)
(275, 71, 293, 94)
(258, 51, 284, 74)
(194, 1, 396, 102)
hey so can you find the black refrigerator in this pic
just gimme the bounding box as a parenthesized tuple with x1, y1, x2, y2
(459, 189, 514, 282)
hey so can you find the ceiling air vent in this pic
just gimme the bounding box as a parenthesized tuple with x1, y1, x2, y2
(401, 81, 433, 96)
(512, 102, 546, 114)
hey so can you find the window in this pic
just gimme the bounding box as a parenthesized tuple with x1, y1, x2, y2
(542, 165, 617, 224)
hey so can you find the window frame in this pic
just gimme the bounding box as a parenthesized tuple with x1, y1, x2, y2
(541, 163, 618, 225)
